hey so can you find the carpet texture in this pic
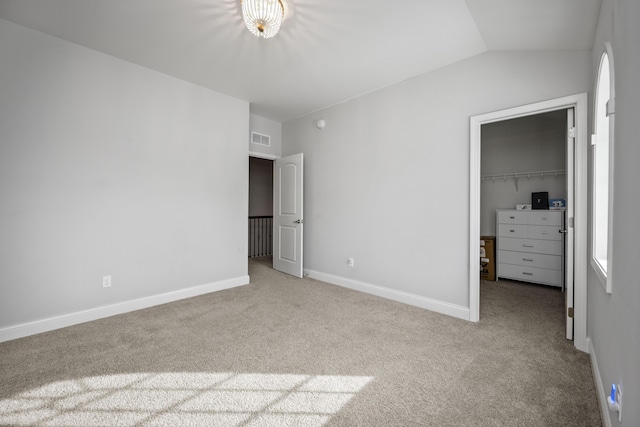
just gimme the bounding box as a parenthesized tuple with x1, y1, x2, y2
(0, 257, 601, 426)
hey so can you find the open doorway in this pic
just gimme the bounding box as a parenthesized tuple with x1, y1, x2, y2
(248, 156, 274, 260)
(248, 153, 305, 278)
(479, 110, 569, 334)
(469, 93, 588, 352)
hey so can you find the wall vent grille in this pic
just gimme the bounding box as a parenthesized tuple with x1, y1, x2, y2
(251, 131, 271, 147)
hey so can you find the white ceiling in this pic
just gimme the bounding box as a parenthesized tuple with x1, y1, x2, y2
(0, 0, 601, 122)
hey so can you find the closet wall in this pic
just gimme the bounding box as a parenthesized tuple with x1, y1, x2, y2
(481, 110, 567, 236)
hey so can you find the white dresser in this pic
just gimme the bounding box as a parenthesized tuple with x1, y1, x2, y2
(496, 209, 564, 288)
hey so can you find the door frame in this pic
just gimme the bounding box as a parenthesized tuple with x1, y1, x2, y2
(469, 93, 588, 353)
(249, 151, 279, 161)
(248, 154, 276, 260)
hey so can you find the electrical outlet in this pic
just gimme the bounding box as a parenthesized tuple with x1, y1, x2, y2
(347, 258, 354, 268)
(608, 384, 622, 422)
(102, 275, 112, 288)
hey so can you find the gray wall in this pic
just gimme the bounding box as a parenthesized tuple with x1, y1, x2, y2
(249, 157, 273, 217)
(481, 111, 567, 236)
(587, 1, 640, 426)
(283, 50, 591, 308)
(0, 19, 249, 328)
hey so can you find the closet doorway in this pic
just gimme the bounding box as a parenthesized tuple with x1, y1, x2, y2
(480, 110, 570, 334)
(469, 93, 588, 353)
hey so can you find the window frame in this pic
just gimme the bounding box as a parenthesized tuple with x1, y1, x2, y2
(591, 44, 615, 293)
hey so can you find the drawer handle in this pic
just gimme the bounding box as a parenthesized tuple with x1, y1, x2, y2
(522, 272, 533, 276)
(510, 229, 515, 233)
(523, 244, 534, 248)
(541, 231, 548, 235)
(522, 258, 534, 262)
(509, 216, 515, 219)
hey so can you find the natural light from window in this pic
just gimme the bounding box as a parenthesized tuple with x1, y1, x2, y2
(592, 50, 613, 292)
(0, 372, 374, 426)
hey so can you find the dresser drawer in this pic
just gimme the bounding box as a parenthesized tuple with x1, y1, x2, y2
(498, 263, 563, 287)
(497, 210, 528, 225)
(528, 211, 562, 226)
(498, 237, 562, 256)
(498, 250, 562, 270)
(527, 225, 562, 241)
(498, 223, 528, 239)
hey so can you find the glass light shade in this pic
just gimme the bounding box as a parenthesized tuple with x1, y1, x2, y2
(241, 0, 284, 39)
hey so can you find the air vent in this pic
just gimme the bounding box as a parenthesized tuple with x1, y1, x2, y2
(251, 131, 271, 147)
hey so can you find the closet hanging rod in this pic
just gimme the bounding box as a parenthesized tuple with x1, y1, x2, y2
(481, 169, 566, 181)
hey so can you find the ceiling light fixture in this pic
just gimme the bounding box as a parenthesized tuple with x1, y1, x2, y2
(241, 0, 284, 39)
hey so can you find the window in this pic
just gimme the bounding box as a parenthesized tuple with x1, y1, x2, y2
(592, 48, 615, 292)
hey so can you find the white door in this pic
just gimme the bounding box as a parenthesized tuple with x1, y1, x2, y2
(565, 108, 575, 340)
(273, 153, 303, 278)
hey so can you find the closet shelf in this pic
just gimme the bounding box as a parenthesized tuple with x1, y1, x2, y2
(481, 169, 566, 192)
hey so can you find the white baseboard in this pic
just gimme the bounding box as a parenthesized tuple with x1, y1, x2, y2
(588, 337, 612, 427)
(304, 269, 470, 321)
(0, 275, 250, 343)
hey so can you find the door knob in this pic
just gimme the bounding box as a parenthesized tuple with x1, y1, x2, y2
(559, 229, 568, 234)
(294, 219, 304, 224)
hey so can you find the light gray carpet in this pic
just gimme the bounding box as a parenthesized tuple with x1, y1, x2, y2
(0, 257, 601, 426)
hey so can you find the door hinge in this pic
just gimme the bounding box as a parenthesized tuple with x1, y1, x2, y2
(568, 307, 574, 318)
(568, 127, 576, 138)
(568, 217, 574, 228)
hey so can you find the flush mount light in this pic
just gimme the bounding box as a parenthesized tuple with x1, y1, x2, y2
(241, 0, 284, 39)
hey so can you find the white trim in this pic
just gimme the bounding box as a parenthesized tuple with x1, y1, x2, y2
(469, 93, 588, 352)
(469, 114, 482, 322)
(249, 150, 279, 160)
(591, 46, 615, 294)
(305, 269, 470, 321)
(591, 257, 608, 289)
(0, 276, 250, 343)
(573, 93, 589, 353)
(589, 338, 612, 427)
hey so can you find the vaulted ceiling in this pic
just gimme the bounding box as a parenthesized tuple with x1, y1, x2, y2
(0, 0, 601, 122)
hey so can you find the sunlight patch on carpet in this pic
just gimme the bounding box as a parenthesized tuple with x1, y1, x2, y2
(0, 372, 374, 426)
